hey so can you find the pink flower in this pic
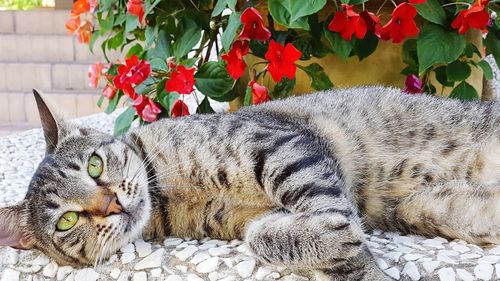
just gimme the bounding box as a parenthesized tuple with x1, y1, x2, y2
(88, 62, 108, 89)
(404, 74, 423, 94)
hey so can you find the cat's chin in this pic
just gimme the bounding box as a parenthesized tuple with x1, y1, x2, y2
(117, 197, 151, 245)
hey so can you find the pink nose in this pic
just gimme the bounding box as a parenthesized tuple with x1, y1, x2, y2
(88, 191, 123, 217)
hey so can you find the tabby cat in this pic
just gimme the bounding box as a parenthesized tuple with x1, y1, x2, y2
(0, 88, 499, 280)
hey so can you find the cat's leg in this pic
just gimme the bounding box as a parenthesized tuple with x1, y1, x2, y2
(394, 180, 500, 245)
(246, 136, 390, 280)
(245, 209, 390, 280)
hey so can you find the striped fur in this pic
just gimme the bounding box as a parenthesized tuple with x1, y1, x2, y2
(0, 87, 499, 280)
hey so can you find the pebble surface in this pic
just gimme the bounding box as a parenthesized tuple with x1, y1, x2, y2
(0, 71, 500, 280)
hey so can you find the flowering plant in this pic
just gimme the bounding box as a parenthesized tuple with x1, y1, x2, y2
(67, 0, 500, 135)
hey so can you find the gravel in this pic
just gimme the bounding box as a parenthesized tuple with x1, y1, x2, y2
(1, 73, 499, 280)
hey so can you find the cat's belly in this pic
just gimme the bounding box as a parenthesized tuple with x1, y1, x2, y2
(164, 186, 276, 240)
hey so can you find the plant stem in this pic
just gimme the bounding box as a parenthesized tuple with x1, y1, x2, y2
(376, 0, 389, 15)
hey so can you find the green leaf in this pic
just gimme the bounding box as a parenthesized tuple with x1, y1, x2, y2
(464, 43, 481, 58)
(417, 24, 466, 74)
(268, 0, 327, 30)
(147, 30, 171, 60)
(98, 11, 114, 35)
(434, 66, 453, 87)
(173, 18, 202, 58)
(156, 78, 167, 99)
(414, 0, 446, 25)
(144, 0, 161, 15)
(125, 14, 139, 33)
(485, 26, 500, 67)
(105, 91, 123, 114)
(150, 58, 168, 71)
(346, 0, 368, 4)
(212, 0, 237, 17)
(449, 81, 479, 100)
(244, 85, 253, 106)
(249, 40, 268, 58)
(402, 39, 418, 65)
(107, 30, 125, 50)
(89, 32, 100, 54)
(97, 95, 104, 108)
(477, 60, 494, 80)
(271, 77, 296, 99)
(298, 63, 333, 90)
(446, 60, 471, 82)
(221, 12, 241, 52)
(353, 33, 378, 61)
(196, 97, 216, 114)
(194, 61, 234, 98)
(324, 30, 353, 60)
(113, 107, 136, 136)
(127, 43, 144, 58)
(145, 24, 158, 49)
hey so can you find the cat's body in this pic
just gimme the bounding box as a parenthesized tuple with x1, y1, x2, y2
(0, 87, 499, 280)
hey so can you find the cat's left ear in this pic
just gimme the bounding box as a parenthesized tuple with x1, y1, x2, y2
(0, 203, 33, 250)
(33, 89, 68, 154)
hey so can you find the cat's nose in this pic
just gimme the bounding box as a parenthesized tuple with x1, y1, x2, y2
(104, 193, 123, 216)
(89, 191, 123, 217)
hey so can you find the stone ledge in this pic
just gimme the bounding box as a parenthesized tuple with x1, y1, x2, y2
(0, 111, 499, 281)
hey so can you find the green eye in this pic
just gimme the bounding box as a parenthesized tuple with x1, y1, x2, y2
(88, 154, 103, 178)
(56, 212, 79, 231)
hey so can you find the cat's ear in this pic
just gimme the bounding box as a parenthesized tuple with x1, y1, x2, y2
(33, 89, 67, 154)
(0, 203, 33, 250)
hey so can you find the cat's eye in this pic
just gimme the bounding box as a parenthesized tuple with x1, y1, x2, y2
(88, 154, 103, 178)
(56, 211, 79, 231)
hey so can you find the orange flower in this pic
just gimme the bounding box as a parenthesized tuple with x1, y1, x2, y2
(71, 0, 90, 16)
(65, 15, 80, 34)
(77, 20, 93, 44)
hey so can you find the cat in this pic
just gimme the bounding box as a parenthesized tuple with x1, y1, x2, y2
(0, 87, 499, 280)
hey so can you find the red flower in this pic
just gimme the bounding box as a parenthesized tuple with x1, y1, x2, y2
(239, 7, 271, 41)
(359, 11, 381, 36)
(409, 0, 426, 3)
(379, 3, 420, 44)
(88, 62, 107, 89)
(404, 74, 423, 94)
(77, 20, 93, 44)
(113, 55, 151, 99)
(127, 0, 145, 25)
(65, 16, 80, 34)
(132, 95, 161, 122)
(166, 65, 196, 94)
(71, 0, 90, 15)
(328, 4, 367, 41)
(249, 81, 270, 105)
(171, 99, 190, 117)
(264, 40, 302, 82)
(88, 0, 98, 12)
(102, 84, 117, 99)
(451, 1, 490, 34)
(221, 40, 250, 80)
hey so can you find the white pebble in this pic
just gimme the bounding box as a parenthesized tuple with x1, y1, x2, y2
(364, 241, 380, 248)
(404, 254, 425, 261)
(196, 257, 220, 273)
(452, 244, 470, 253)
(382, 251, 402, 262)
(110, 268, 121, 279)
(222, 257, 234, 268)
(199, 243, 217, 250)
(376, 258, 389, 270)
(74, 268, 100, 281)
(384, 267, 400, 280)
(175, 245, 198, 261)
(208, 272, 221, 281)
(437, 267, 455, 281)
(135, 240, 152, 258)
(495, 264, 500, 279)
(150, 269, 162, 278)
(393, 235, 415, 244)
(165, 275, 183, 281)
(120, 243, 135, 253)
(1, 268, 20, 281)
(474, 263, 493, 280)
(32, 255, 50, 266)
(478, 255, 500, 264)
(208, 247, 232, 256)
(175, 265, 188, 273)
(237, 259, 256, 278)
(422, 239, 445, 249)
(394, 246, 414, 254)
(191, 253, 211, 264)
(43, 261, 58, 278)
(255, 267, 273, 280)
(204, 239, 227, 246)
(489, 246, 500, 255)
(422, 261, 441, 274)
(164, 238, 183, 247)
(437, 255, 458, 264)
(402, 262, 421, 281)
(456, 269, 474, 281)
(56, 266, 73, 280)
(187, 274, 204, 281)
(134, 248, 164, 270)
(461, 254, 482, 259)
(132, 272, 147, 281)
(438, 250, 459, 257)
(120, 252, 135, 264)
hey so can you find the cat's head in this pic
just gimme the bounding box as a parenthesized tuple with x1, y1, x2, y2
(0, 90, 151, 266)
